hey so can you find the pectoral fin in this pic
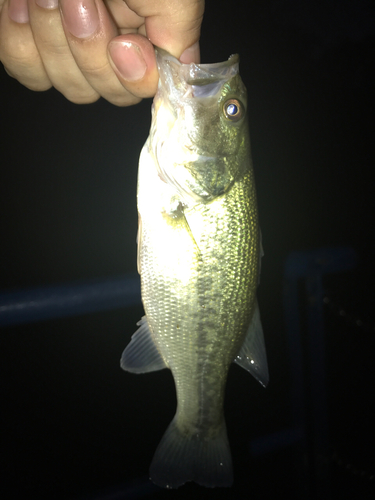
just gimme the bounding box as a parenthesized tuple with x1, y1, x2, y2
(121, 316, 168, 373)
(233, 299, 269, 387)
(182, 211, 202, 260)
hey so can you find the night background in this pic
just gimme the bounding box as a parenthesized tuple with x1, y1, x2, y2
(1, 1, 374, 499)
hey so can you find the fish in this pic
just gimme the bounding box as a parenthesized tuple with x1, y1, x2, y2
(121, 48, 269, 489)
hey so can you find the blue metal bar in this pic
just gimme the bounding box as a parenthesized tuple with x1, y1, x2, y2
(306, 270, 329, 498)
(0, 274, 141, 327)
(284, 246, 357, 430)
(0, 247, 359, 498)
(283, 276, 306, 430)
(249, 426, 305, 456)
(79, 476, 158, 500)
(284, 246, 357, 279)
(283, 246, 357, 499)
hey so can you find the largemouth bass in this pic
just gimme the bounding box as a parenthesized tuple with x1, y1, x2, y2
(121, 49, 269, 489)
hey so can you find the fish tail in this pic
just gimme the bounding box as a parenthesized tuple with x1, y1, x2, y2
(149, 416, 233, 489)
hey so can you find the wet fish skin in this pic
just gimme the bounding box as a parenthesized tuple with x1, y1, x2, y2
(121, 49, 268, 489)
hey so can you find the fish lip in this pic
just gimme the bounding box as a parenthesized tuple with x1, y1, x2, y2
(155, 48, 240, 87)
(156, 47, 239, 69)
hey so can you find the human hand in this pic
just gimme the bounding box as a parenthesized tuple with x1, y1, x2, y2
(0, 0, 204, 105)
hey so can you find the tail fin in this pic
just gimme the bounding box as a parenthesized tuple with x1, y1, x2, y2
(149, 416, 233, 489)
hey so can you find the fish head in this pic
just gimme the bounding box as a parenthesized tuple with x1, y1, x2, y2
(150, 49, 250, 206)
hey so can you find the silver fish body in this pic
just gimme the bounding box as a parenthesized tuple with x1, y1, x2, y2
(121, 49, 268, 489)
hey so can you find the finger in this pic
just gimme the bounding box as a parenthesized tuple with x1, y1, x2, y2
(125, 0, 204, 62)
(59, 0, 144, 106)
(0, 0, 51, 90)
(107, 33, 159, 100)
(28, 0, 99, 104)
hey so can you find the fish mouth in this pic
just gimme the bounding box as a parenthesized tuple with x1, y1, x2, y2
(155, 48, 240, 99)
(156, 48, 239, 76)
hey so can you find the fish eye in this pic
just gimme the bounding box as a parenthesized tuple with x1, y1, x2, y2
(223, 99, 243, 122)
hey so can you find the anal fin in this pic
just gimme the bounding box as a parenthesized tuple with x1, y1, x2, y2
(233, 299, 269, 387)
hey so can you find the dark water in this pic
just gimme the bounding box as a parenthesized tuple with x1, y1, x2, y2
(1, 1, 374, 498)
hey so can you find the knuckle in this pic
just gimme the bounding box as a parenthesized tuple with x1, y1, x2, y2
(0, 36, 37, 69)
(80, 59, 112, 79)
(24, 80, 52, 92)
(0, 37, 50, 89)
(63, 90, 100, 105)
(2, 62, 51, 91)
(65, 46, 110, 76)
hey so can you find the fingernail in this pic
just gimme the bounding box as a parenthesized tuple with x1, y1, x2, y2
(36, 0, 59, 9)
(8, 0, 29, 24)
(180, 42, 200, 64)
(60, 0, 99, 39)
(109, 41, 147, 82)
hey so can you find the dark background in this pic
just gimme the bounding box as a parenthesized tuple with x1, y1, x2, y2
(1, 1, 374, 499)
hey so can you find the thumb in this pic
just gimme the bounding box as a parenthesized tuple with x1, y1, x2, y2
(128, 0, 204, 63)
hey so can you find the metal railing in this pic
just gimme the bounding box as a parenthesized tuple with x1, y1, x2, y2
(0, 247, 357, 499)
